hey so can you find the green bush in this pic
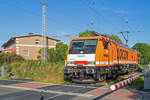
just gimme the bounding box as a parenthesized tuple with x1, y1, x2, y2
(38, 42, 68, 63)
(132, 43, 150, 65)
(48, 43, 68, 62)
(0, 53, 24, 66)
(139, 64, 148, 69)
(129, 76, 144, 90)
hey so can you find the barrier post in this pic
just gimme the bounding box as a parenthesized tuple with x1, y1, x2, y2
(1, 66, 8, 77)
(144, 69, 150, 90)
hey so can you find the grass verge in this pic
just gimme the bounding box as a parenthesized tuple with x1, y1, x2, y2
(7, 60, 65, 84)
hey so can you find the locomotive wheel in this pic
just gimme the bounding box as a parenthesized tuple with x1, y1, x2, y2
(112, 74, 117, 79)
(96, 74, 106, 82)
(112, 71, 117, 79)
(101, 75, 106, 81)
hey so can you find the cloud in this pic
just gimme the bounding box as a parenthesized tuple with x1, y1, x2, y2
(58, 31, 71, 37)
(114, 9, 128, 14)
(101, 6, 128, 15)
(101, 6, 110, 11)
(49, 32, 67, 37)
(59, 32, 67, 35)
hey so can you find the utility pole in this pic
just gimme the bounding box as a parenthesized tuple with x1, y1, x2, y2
(41, 2, 47, 61)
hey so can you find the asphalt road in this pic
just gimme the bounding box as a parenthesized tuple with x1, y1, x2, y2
(0, 87, 95, 100)
(0, 80, 100, 100)
(1, 79, 145, 100)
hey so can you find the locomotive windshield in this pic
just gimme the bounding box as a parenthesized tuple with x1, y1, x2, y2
(69, 39, 97, 54)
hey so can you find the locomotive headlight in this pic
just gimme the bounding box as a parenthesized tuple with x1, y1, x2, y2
(86, 68, 95, 74)
(64, 67, 73, 73)
(88, 61, 95, 65)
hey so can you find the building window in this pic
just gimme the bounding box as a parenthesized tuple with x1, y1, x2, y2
(35, 40, 40, 45)
(24, 50, 29, 56)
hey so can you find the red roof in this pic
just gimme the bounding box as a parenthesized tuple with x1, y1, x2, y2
(1, 48, 15, 53)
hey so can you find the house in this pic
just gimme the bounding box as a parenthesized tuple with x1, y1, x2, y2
(1, 33, 60, 60)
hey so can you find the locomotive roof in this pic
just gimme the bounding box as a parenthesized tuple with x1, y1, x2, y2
(111, 39, 134, 51)
(71, 36, 136, 52)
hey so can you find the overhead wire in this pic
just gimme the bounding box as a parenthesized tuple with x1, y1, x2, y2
(0, 0, 80, 38)
(97, 0, 143, 45)
(79, 0, 119, 31)
(97, 0, 129, 32)
(98, 0, 141, 33)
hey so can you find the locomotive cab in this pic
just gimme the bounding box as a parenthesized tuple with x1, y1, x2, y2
(64, 37, 100, 83)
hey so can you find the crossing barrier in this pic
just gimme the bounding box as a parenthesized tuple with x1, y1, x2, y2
(110, 69, 150, 90)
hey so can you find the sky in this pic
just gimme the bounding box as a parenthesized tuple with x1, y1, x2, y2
(0, 0, 150, 49)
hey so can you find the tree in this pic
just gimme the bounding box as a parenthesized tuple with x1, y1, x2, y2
(47, 43, 68, 62)
(47, 48, 57, 62)
(132, 43, 150, 65)
(55, 42, 68, 61)
(79, 30, 95, 37)
(78, 30, 122, 42)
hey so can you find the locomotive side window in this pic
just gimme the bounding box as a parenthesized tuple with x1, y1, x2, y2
(126, 51, 128, 59)
(104, 42, 108, 49)
(117, 48, 129, 60)
(120, 49, 123, 59)
(123, 50, 125, 59)
(132, 56, 134, 60)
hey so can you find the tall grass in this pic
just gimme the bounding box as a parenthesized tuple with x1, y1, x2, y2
(129, 76, 144, 90)
(8, 60, 65, 83)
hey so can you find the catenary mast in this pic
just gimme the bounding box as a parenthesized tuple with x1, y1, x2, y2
(41, 2, 47, 61)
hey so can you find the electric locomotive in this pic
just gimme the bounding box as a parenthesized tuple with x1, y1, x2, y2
(64, 35, 138, 83)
